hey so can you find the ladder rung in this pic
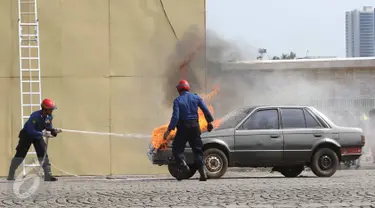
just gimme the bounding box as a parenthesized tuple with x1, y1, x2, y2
(22, 104, 40, 107)
(20, 23, 38, 26)
(22, 80, 40, 83)
(27, 152, 37, 155)
(23, 116, 30, 119)
(21, 34, 37, 37)
(21, 57, 39, 60)
(22, 92, 41, 95)
(24, 164, 39, 167)
(21, 69, 39, 71)
(21, 12, 36, 15)
(21, 37, 38, 42)
(21, 46, 38, 48)
(20, 1, 36, 4)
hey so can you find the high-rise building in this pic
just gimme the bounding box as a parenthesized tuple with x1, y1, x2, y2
(345, 6, 375, 57)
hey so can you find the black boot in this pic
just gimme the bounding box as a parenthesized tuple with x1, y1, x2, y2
(43, 165, 57, 182)
(44, 174, 58, 182)
(180, 159, 190, 173)
(7, 170, 15, 181)
(7, 158, 23, 181)
(175, 159, 190, 181)
(198, 167, 207, 181)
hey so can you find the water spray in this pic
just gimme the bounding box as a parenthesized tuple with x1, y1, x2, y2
(60, 128, 152, 140)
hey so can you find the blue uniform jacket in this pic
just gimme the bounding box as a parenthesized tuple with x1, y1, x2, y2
(22, 110, 53, 139)
(167, 91, 214, 131)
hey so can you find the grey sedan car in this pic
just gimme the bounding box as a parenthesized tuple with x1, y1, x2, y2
(148, 105, 365, 179)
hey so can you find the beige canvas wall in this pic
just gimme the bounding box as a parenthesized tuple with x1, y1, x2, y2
(0, 0, 205, 176)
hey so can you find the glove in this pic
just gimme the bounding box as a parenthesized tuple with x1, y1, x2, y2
(55, 128, 62, 133)
(207, 123, 213, 132)
(50, 128, 62, 137)
(50, 129, 58, 137)
(42, 131, 52, 138)
(163, 130, 171, 140)
(47, 128, 62, 137)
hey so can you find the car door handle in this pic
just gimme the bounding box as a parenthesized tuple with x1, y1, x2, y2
(313, 134, 322, 137)
(270, 135, 280, 138)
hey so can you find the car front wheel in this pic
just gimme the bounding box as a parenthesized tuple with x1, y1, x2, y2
(310, 148, 339, 177)
(203, 148, 228, 179)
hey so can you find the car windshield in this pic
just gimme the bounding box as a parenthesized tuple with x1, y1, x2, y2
(215, 107, 254, 130)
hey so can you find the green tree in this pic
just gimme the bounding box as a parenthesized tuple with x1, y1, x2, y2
(273, 52, 297, 60)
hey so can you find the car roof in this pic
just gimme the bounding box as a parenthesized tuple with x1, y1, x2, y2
(246, 105, 313, 109)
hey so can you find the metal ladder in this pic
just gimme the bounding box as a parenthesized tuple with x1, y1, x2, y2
(17, 0, 43, 177)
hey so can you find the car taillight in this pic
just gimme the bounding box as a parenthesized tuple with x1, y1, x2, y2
(361, 135, 365, 146)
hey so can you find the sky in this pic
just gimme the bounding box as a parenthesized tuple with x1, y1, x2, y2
(206, 0, 375, 60)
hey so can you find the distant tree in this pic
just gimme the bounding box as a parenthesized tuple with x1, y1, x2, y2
(287, 52, 296, 59)
(281, 53, 288, 59)
(273, 52, 297, 60)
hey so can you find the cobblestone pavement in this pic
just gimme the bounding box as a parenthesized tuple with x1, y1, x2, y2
(0, 169, 375, 208)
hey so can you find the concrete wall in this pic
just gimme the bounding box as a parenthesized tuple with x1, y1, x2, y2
(0, 0, 205, 176)
(205, 58, 375, 121)
(222, 57, 375, 71)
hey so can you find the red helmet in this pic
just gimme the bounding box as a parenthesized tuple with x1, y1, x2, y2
(41, 98, 56, 110)
(176, 79, 190, 92)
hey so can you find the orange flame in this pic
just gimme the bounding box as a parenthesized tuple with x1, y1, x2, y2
(151, 88, 220, 150)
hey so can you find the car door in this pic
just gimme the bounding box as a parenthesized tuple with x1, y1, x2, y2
(234, 108, 284, 166)
(281, 107, 328, 163)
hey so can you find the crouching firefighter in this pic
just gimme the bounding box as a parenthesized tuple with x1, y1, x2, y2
(7, 98, 62, 181)
(163, 80, 214, 181)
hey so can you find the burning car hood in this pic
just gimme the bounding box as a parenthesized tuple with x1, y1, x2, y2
(201, 128, 234, 138)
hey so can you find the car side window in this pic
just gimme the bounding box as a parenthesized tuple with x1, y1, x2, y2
(241, 109, 279, 130)
(304, 109, 322, 128)
(281, 108, 305, 129)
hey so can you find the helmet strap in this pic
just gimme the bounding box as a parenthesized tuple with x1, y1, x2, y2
(41, 108, 48, 116)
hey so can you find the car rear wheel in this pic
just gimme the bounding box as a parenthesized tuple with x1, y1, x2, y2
(310, 148, 339, 177)
(279, 166, 304, 178)
(203, 148, 228, 179)
(168, 163, 197, 180)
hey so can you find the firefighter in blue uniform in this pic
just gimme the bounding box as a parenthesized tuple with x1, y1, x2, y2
(7, 98, 62, 181)
(163, 80, 214, 181)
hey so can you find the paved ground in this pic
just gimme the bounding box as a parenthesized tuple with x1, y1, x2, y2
(0, 169, 375, 208)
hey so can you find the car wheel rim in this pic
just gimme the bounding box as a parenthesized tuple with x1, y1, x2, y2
(319, 155, 332, 170)
(205, 154, 222, 173)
